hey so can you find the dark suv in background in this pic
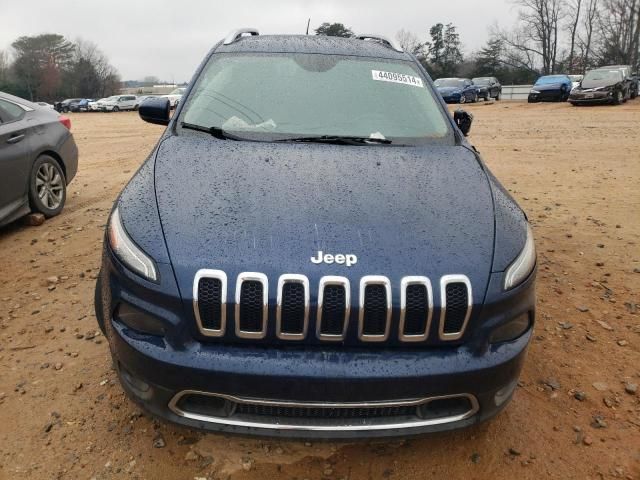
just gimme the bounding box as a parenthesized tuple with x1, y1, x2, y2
(95, 29, 536, 438)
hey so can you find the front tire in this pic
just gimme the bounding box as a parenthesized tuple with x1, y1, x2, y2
(496, 91, 501, 101)
(613, 90, 624, 105)
(459, 95, 466, 104)
(29, 155, 66, 218)
(113, 106, 120, 112)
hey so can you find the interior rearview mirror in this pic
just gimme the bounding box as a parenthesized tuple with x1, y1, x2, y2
(139, 97, 171, 126)
(454, 109, 473, 136)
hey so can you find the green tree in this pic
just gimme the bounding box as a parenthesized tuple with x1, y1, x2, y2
(425, 23, 464, 77)
(11, 34, 75, 100)
(314, 23, 354, 37)
(473, 37, 505, 76)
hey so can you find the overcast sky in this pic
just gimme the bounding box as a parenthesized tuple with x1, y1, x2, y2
(1, 0, 517, 83)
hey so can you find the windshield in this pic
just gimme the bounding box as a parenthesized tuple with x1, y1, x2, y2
(179, 53, 452, 144)
(582, 70, 622, 88)
(434, 78, 465, 88)
(535, 76, 567, 85)
(472, 77, 491, 85)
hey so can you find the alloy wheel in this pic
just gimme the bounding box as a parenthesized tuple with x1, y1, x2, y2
(35, 162, 64, 210)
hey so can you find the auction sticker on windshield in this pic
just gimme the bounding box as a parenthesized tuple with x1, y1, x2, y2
(372, 70, 424, 88)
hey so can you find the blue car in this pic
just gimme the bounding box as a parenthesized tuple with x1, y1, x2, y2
(528, 75, 573, 102)
(95, 29, 536, 438)
(434, 78, 478, 103)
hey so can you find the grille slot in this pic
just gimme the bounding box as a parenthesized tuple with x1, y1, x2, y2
(235, 273, 268, 339)
(399, 277, 433, 341)
(193, 270, 227, 337)
(276, 275, 309, 340)
(359, 276, 391, 342)
(316, 277, 350, 340)
(439, 275, 472, 340)
(235, 403, 417, 419)
(198, 278, 223, 330)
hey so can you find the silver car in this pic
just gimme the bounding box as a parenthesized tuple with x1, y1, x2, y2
(0, 92, 78, 227)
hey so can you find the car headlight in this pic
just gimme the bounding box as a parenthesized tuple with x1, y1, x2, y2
(530, 90, 540, 94)
(108, 207, 158, 282)
(504, 223, 536, 290)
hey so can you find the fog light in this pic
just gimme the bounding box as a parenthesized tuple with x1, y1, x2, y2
(115, 302, 165, 336)
(120, 364, 153, 400)
(494, 379, 518, 406)
(490, 313, 530, 344)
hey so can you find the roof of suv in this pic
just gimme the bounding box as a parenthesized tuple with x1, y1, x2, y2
(215, 34, 412, 61)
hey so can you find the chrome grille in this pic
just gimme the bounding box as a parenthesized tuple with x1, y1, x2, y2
(193, 272, 472, 343)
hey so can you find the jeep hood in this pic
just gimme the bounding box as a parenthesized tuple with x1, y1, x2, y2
(154, 135, 496, 301)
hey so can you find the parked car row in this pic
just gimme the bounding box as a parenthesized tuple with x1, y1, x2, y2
(528, 65, 638, 106)
(52, 89, 186, 114)
(434, 77, 502, 104)
(434, 65, 637, 107)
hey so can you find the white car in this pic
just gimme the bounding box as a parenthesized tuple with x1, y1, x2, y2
(89, 98, 108, 111)
(100, 95, 138, 112)
(162, 87, 186, 108)
(36, 101, 54, 109)
(568, 74, 583, 91)
(134, 95, 156, 109)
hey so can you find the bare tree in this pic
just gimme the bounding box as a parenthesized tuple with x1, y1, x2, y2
(504, 0, 565, 74)
(73, 38, 121, 98)
(597, 0, 640, 67)
(495, 25, 544, 72)
(566, 0, 583, 72)
(0, 50, 9, 83)
(395, 29, 424, 56)
(577, 0, 599, 71)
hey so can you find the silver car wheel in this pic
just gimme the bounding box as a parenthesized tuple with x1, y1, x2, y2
(36, 163, 64, 210)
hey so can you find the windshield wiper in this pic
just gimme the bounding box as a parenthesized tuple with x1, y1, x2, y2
(181, 122, 249, 141)
(274, 135, 392, 145)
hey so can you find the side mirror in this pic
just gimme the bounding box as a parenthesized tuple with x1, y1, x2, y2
(139, 97, 170, 126)
(454, 109, 473, 136)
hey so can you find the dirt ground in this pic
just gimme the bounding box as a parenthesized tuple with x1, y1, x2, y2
(0, 100, 639, 480)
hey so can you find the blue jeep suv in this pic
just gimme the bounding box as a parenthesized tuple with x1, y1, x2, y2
(95, 29, 536, 438)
